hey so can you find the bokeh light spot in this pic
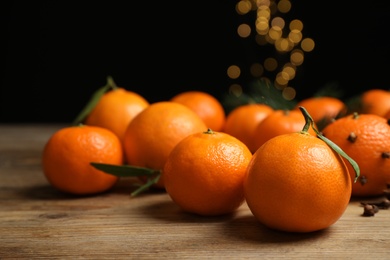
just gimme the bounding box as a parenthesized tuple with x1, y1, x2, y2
(227, 65, 241, 79)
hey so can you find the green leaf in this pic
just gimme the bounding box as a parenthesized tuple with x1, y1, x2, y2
(90, 162, 160, 177)
(71, 76, 118, 125)
(248, 79, 297, 110)
(299, 106, 360, 183)
(91, 162, 162, 197)
(131, 174, 161, 197)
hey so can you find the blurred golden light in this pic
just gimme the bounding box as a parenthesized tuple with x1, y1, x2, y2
(282, 64, 296, 79)
(275, 72, 289, 87)
(268, 27, 283, 40)
(301, 38, 315, 52)
(290, 49, 304, 66)
(257, 0, 271, 8)
(229, 84, 243, 97)
(236, 0, 252, 15)
(227, 65, 241, 79)
(271, 17, 285, 30)
(255, 34, 268, 45)
(265, 33, 275, 44)
(282, 86, 296, 100)
(250, 63, 264, 77)
(275, 37, 293, 52)
(279, 70, 290, 80)
(274, 81, 287, 90)
(238, 23, 252, 38)
(289, 19, 303, 31)
(257, 8, 271, 20)
(264, 57, 278, 71)
(256, 20, 270, 35)
(288, 29, 302, 44)
(231, 0, 315, 102)
(277, 0, 292, 13)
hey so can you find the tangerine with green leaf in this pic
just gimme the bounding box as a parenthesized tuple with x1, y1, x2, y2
(294, 96, 347, 130)
(252, 109, 317, 153)
(322, 112, 390, 197)
(80, 76, 149, 142)
(123, 101, 207, 189)
(244, 107, 359, 233)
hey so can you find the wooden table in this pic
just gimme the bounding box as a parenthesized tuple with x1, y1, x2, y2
(1, 124, 390, 259)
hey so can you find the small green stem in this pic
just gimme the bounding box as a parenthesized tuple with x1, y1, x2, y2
(299, 106, 360, 183)
(106, 75, 119, 90)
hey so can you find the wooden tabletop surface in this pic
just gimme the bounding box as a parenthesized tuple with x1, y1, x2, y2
(1, 124, 390, 259)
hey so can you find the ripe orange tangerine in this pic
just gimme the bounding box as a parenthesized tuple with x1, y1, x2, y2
(360, 88, 390, 117)
(244, 107, 359, 233)
(163, 128, 252, 216)
(42, 125, 123, 195)
(252, 109, 317, 153)
(223, 103, 274, 153)
(322, 112, 390, 197)
(170, 90, 226, 132)
(123, 101, 207, 189)
(74, 76, 149, 143)
(294, 96, 347, 130)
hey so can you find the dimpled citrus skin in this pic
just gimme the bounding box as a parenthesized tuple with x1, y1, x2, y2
(244, 132, 351, 233)
(163, 130, 252, 216)
(42, 125, 123, 195)
(322, 113, 390, 197)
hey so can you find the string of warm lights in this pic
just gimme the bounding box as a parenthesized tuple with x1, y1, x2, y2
(227, 0, 315, 101)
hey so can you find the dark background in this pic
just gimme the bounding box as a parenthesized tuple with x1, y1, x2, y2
(2, 1, 390, 123)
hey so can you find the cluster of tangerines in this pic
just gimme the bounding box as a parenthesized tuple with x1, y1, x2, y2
(42, 76, 390, 233)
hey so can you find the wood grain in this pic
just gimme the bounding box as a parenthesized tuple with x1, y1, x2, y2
(1, 124, 390, 259)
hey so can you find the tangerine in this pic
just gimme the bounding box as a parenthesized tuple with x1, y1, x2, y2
(123, 101, 207, 189)
(170, 90, 226, 132)
(294, 96, 347, 130)
(252, 109, 317, 152)
(322, 112, 390, 197)
(223, 103, 274, 153)
(244, 107, 355, 233)
(42, 125, 123, 195)
(163, 128, 252, 216)
(360, 88, 390, 117)
(84, 78, 149, 142)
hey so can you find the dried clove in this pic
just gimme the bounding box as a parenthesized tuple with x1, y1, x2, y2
(359, 175, 367, 185)
(381, 152, 390, 159)
(347, 132, 358, 143)
(362, 204, 379, 216)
